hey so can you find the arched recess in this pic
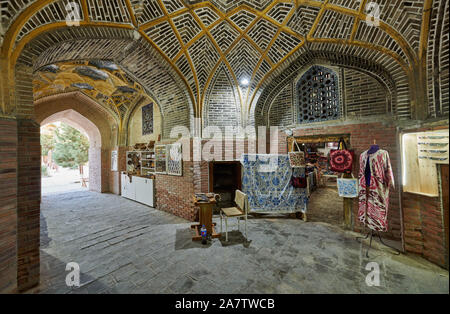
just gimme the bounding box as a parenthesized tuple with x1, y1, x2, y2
(123, 97, 163, 147)
(252, 51, 401, 127)
(13, 26, 194, 138)
(203, 65, 241, 135)
(265, 62, 393, 127)
(34, 92, 118, 193)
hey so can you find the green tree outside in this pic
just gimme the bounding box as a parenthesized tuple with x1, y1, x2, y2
(41, 133, 55, 156)
(52, 123, 89, 169)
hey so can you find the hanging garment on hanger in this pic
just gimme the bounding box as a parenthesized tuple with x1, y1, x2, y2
(357, 149, 394, 232)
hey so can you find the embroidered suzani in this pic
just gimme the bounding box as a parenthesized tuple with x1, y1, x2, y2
(358, 149, 394, 232)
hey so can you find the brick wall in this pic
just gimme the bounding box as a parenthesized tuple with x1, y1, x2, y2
(16, 119, 41, 291)
(278, 119, 402, 240)
(402, 192, 446, 267)
(343, 68, 389, 117)
(0, 118, 18, 293)
(268, 83, 293, 126)
(204, 68, 240, 134)
(152, 138, 264, 222)
(155, 161, 197, 221)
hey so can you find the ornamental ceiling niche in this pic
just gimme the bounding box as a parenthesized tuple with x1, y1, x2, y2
(1, 0, 427, 120)
(33, 60, 153, 127)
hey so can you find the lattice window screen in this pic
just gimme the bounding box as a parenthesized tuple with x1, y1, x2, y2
(166, 143, 183, 176)
(296, 65, 340, 123)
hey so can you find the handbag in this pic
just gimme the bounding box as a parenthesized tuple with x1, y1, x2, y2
(329, 138, 354, 173)
(290, 175, 307, 188)
(337, 173, 359, 198)
(288, 140, 306, 168)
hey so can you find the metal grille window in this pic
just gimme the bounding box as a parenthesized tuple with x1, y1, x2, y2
(297, 65, 340, 123)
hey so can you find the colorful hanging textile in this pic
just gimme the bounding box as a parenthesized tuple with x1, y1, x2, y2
(241, 154, 308, 213)
(357, 149, 395, 232)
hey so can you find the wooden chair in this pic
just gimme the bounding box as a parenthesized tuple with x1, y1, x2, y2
(220, 190, 248, 242)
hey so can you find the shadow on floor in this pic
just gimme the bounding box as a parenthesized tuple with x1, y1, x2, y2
(30, 251, 111, 294)
(174, 228, 213, 250)
(218, 230, 252, 248)
(40, 213, 51, 249)
(174, 227, 251, 250)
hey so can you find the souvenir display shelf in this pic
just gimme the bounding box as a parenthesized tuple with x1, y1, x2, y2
(140, 150, 156, 176)
(126, 150, 155, 177)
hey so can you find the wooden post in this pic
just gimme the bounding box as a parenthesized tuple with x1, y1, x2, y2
(343, 172, 353, 229)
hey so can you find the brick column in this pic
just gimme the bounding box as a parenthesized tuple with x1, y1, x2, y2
(0, 118, 18, 293)
(16, 119, 41, 291)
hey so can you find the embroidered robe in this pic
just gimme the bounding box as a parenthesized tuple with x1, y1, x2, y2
(358, 149, 394, 232)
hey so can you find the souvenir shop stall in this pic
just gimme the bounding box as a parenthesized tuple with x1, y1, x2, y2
(285, 135, 349, 225)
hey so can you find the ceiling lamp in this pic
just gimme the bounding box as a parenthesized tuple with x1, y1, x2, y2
(240, 78, 249, 86)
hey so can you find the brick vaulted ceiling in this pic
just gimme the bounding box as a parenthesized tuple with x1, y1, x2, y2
(0, 0, 430, 122)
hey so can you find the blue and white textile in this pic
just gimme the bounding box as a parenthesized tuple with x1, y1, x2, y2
(241, 154, 308, 213)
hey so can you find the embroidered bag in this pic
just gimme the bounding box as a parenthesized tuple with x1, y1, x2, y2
(288, 140, 306, 168)
(337, 173, 359, 198)
(329, 138, 354, 173)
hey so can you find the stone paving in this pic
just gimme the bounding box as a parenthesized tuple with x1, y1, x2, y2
(29, 190, 449, 294)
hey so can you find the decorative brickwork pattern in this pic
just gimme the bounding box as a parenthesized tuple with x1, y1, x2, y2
(15, 0, 84, 44)
(87, 0, 131, 23)
(427, 0, 449, 117)
(204, 66, 240, 134)
(134, 0, 164, 25)
(343, 68, 390, 117)
(4, 0, 426, 126)
(268, 83, 293, 127)
(210, 20, 240, 53)
(15, 28, 192, 137)
(194, 7, 220, 27)
(254, 53, 400, 126)
(173, 13, 202, 45)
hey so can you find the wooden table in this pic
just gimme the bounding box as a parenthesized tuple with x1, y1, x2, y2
(191, 195, 221, 241)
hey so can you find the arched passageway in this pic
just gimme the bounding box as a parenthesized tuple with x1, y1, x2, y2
(40, 109, 101, 193)
(35, 92, 119, 193)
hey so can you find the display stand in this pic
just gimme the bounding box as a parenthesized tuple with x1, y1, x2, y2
(191, 195, 221, 241)
(356, 229, 401, 257)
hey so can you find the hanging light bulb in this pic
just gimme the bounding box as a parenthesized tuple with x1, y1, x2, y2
(240, 78, 249, 86)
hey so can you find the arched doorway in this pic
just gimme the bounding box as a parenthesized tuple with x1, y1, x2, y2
(34, 92, 119, 193)
(40, 109, 102, 193)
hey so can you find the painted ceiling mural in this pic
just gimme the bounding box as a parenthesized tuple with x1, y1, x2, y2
(33, 60, 151, 125)
(1, 0, 428, 121)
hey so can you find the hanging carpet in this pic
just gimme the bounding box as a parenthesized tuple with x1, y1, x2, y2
(241, 154, 308, 213)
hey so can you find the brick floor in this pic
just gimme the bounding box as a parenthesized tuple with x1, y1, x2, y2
(27, 190, 449, 294)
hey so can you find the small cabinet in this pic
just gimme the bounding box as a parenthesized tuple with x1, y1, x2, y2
(135, 176, 155, 207)
(121, 173, 154, 207)
(121, 173, 136, 200)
